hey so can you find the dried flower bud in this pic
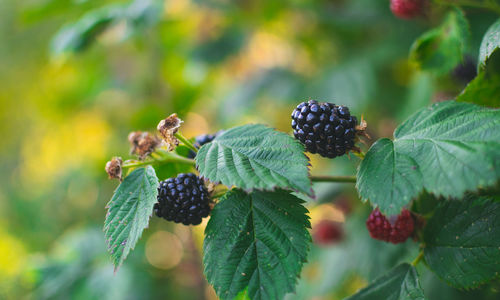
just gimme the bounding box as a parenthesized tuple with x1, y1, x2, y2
(128, 131, 161, 159)
(105, 157, 123, 181)
(157, 113, 183, 151)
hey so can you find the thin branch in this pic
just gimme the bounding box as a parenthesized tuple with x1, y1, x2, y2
(175, 132, 198, 153)
(411, 250, 425, 266)
(310, 175, 357, 183)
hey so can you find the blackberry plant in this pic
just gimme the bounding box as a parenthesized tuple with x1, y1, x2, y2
(100, 5, 500, 300)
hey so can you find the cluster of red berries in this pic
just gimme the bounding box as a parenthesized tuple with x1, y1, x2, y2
(366, 208, 414, 244)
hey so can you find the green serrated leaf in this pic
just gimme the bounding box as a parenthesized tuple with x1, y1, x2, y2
(104, 166, 159, 270)
(195, 124, 313, 196)
(479, 18, 500, 69)
(357, 101, 500, 215)
(424, 196, 500, 289)
(458, 19, 500, 108)
(410, 8, 469, 74)
(203, 189, 311, 300)
(345, 263, 426, 300)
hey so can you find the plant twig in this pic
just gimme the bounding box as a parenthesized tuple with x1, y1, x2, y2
(123, 151, 196, 169)
(435, 0, 500, 14)
(411, 250, 425, 266)
(175, 132, 198, 153)
(310, 175, 357, 183)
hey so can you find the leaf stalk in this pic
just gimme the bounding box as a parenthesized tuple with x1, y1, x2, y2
(310, 175, 357, 183)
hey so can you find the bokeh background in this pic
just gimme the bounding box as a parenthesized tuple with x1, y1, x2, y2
(1, 0, 499, 299)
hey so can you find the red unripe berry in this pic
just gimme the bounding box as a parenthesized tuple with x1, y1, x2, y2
(366, 208, 414, 244)
(390, 0, 424, 19)
(313, 220, 343, 246)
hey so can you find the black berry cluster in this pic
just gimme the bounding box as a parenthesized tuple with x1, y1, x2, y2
(154, 173, 211, 225)
(187, 133, 217, 158)
(291, 100, 357, 158)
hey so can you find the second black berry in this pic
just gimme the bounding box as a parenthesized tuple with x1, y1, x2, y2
(291, 100, 358, 158)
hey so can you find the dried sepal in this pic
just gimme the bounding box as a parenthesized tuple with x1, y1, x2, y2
(355, 115, 370, 139)
(157, 113, 183, 151)
(105, 157, 123, 181)
(128, 131, 161, 159)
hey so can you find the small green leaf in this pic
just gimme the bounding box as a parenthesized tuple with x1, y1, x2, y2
(195, 124, 313, 196)
(104, 166, 159, 270)
(458, 19, 500, 107)
(479, 18, 500, 69)
(357, 101, 500, 215)
(50, 0, 163, 56)
(51, 5, 123, 56)
(203, 189, 311, 300)
(410, 8, 469, 74)
(345, 263, 425, 300)
(424, 196, 500, 289)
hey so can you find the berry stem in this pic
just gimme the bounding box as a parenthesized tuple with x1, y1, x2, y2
(411, 250, 424, 267)
(310, 175, 356, 183)
(435, 0, 500, 14)
(123, 151, 196, 169)
(175, 132, 198, 153)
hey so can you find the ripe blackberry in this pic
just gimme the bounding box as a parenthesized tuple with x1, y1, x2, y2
(313, 220, 343, 246)
(154, 173, 211, 225)
(390, 0, 424, 19)
(366, 208, 414, 244)
(291, 100, 358, 158)
(187, 133, 217, 158)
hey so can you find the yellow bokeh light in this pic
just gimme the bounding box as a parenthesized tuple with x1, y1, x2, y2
(309, 203, 345, 227)
(20, 111, 110, 187)
(145, 231, 183, 270)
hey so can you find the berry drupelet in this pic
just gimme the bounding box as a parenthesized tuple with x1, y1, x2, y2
(366, 208, 414, 244)
(291, 100, 358, 158)
(154, 173, 211, 225)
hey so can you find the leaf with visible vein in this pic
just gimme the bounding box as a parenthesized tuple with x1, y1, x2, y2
(357, 101, 500, 215)
(203, 189, 311, 300)
(196, 124, 313, 196)
(104, 166, 159, 270)
(345, 263, 426, 300)
(424, 196, 500, 289)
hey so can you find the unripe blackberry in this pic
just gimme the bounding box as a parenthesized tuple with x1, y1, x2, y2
(154, 173, 211, 225)
(366, 208, 414, 244)
(390, 0, 424, 19)
(313, 220, 343, 246)
(291, 100, 358, 158)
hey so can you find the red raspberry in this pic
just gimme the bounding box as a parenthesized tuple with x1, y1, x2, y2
(313, 220, 343, 246)
(366, 208, 414, 244)
(390, 0, 424, 19)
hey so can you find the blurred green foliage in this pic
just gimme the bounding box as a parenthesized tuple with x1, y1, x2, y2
(1, 0, 499, 298)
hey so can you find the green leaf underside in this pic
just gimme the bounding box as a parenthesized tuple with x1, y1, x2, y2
(345, 263, 425, 300)
(104, 166, 159, 270)
(203, 189, 311, 300)
(410, 8, 468, 74)
(424, 197, 500, 289)
(458, 19, 500, 108)
(357, 101, 500, 215)
(195, 124, 313, 196)
(479, 18, 500, 69)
